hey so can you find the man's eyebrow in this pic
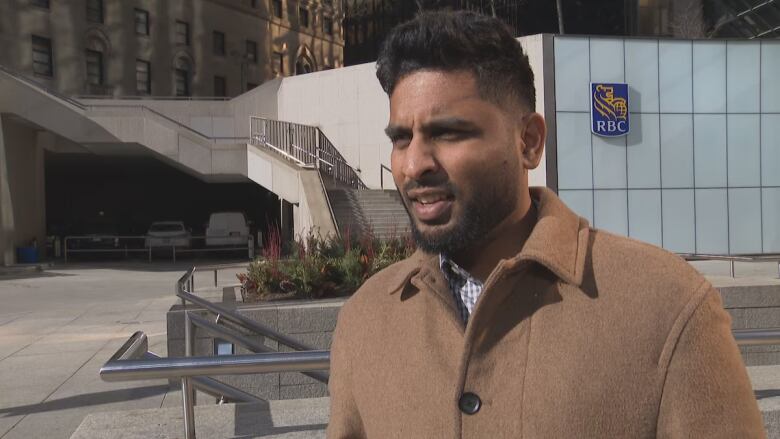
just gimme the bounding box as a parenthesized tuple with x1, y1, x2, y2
(384, 117, 478, 138)
(384, 124, 410, 138)
(420, 117, 479, 133)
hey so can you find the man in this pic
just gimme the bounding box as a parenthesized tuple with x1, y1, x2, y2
(328, 11, 765, 438)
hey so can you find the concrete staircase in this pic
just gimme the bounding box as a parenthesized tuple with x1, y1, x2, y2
(327, 189, 411, 240)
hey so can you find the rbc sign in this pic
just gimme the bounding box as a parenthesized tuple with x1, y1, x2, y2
(591, 83, 629, 137)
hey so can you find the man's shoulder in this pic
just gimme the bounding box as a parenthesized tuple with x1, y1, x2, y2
(337, 252, 426, 324)
(587, 228, 708, 302)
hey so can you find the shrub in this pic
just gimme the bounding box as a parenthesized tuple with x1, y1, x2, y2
(238, 227, 415, 301)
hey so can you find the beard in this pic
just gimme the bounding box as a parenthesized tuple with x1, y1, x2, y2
(402, 173, 518, 255)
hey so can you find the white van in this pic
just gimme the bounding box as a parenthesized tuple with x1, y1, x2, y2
(205, 212, 250, 247)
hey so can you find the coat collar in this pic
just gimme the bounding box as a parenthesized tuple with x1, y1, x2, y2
(386, 187, 590, 294)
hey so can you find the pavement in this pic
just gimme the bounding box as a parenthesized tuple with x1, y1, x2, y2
(0, 260, 247, 439)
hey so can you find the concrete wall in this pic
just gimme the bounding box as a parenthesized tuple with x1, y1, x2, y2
(0, 116, 46, 265)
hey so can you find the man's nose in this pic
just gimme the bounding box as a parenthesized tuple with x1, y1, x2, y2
(402, 136, 438, 181)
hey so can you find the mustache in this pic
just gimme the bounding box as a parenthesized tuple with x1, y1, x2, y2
(402, 179, 456, 196)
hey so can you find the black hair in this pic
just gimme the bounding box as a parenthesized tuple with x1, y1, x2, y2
(376, 10, 535, 111)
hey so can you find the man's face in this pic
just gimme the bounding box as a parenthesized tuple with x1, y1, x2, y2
(386, 70, 524, 254)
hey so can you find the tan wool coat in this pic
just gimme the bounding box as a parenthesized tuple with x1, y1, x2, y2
(327, 187, 765, 438)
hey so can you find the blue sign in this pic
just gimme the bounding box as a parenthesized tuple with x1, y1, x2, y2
(591, 83, 629, 137)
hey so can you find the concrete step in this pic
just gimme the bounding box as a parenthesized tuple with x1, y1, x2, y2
(70, 398, 329, 439)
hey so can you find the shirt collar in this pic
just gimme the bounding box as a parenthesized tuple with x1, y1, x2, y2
(386, 187, 590, 294)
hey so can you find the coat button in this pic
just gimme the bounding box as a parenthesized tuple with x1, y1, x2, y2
(458, 392, 481, 415)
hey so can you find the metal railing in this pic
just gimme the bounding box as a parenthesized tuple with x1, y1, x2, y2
(380, 164, 393, 190)
(250, 116, 367, 190)
(63, 236, 254, 262)
(101, 331, 326, 438)
(0, 64, 87, 110)
(682, 253, 780, 278)
(167, 263, 330, 437)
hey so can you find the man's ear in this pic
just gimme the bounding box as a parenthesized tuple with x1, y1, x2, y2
(519, 113, 546, 170)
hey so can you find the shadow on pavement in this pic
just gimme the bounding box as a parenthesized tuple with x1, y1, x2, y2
(0, 384, 169, 416)
(0, 271, 76, 281)
(756, 389, 780, 400)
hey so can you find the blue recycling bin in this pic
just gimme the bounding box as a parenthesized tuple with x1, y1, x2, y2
(16, 246, 39, 264)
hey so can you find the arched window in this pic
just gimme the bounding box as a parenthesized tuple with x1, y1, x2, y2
(85, 29, 110, 91)
(173, 55, 193, 96)
(294, 46, 317, 75)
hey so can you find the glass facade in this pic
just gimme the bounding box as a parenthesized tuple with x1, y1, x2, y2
(554, 36, 780, 254)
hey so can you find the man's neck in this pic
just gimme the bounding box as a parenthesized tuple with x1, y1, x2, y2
(450, 194, 537, 282)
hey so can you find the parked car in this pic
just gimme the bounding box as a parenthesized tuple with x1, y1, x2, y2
(145, 221, 191, 248)
(205, 212, 250, 247)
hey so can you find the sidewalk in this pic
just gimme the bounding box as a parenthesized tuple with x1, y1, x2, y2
(0, 260, 245, 439)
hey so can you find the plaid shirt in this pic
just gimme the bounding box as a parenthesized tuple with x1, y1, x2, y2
(439, 254, 484, 323)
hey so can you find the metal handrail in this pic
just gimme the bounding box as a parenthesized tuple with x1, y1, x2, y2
(317, 170, 342, 238)
(380, 164, 393, 190)
(249, 116, 367, 189)
(682, 253, 780, 278)
(102, 348, 329, 381)
(0, 64, 87, 110)
(100, 331, 324, 438)
(77, 95, 232, 101)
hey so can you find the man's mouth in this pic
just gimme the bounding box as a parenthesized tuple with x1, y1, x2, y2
(408, 192, 454, 223)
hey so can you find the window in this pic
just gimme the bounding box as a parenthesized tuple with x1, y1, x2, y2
(31, 35, 53, 77)
(250, 0, 258, 8)
(214, 76, 226, 97)
(31, 0, 49, 8)
(323, 17, 333, 35)
(213, 31, 225, 56)
(273, 51, 284, 75)
(271, 0, 282, 18)
(246, 40, 257, 63)
(85, 49, 103, 85)
(299, 7, 309, 28)
(175, 68, 190, 96)
(136, 59, 151, 94)
(175, 21, 189, 45)
(86, 0, 103, 23)
(134, 9, 149, 35)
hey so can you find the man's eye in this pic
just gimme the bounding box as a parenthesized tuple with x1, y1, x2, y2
(391, 136, 410, 148)
(434, 131, 468, 141)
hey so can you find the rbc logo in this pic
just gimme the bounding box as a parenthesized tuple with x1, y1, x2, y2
(591, 83, 629, 137)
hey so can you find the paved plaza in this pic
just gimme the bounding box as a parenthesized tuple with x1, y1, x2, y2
(0, 261, 245, 439)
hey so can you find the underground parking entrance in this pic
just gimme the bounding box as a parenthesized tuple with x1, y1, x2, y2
(45, 151, 293, 262)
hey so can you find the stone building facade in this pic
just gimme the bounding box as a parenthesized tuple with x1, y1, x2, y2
(0, 0, 344, 97)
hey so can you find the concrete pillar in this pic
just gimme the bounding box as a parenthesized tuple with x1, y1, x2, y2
(0, 116, 47, 265)
(0, 116, 14, 265)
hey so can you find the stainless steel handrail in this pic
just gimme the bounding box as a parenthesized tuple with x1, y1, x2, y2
(249, 116, 366, 189)
(185, 311, 329, 383)
(682, 253, 780, 278)
(101, 349, 329, 381)
(0, 64, 87, 109)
